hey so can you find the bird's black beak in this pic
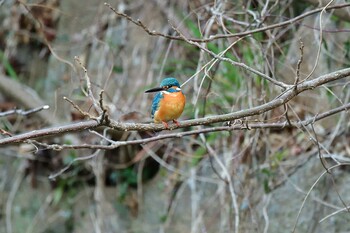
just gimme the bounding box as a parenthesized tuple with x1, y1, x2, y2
(145, 87, 165, 93)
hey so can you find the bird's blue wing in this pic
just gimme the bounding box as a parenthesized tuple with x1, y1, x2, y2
(151, 92, 163, 118)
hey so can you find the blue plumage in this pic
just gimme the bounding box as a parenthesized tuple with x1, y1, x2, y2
(160, 77, 180, 88)
(151, 92, 163, 118)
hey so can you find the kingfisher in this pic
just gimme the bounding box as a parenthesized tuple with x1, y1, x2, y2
(145, 77, 186, 128)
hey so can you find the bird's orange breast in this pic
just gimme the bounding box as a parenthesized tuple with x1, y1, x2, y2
(154, 91, 186, 123)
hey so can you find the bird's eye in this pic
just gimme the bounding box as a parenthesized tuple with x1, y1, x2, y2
(165, 86, 169, 89)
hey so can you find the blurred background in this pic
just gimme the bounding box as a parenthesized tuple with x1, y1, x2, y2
(0, 0, 350, 232)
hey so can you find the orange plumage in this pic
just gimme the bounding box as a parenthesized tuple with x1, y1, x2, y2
(154, 91, 186, 124)
(145, 78, 186, 128)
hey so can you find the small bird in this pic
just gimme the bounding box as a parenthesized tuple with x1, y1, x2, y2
(145, 77, 186, 128)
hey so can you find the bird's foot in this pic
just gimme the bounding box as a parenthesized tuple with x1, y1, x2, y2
(162, 121, 169, 129)
(173, 119, 180, 127)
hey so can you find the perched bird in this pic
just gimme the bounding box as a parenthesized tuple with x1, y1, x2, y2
(145, 77, 186, 128)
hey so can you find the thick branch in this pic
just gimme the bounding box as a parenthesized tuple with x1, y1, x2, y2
(0, 120, 100, 145)
(108, 68, 350, 130)
(0, 68, 349, 146)
(31, 104, 350, 150)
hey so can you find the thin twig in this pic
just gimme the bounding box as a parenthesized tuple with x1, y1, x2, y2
(169, 22, 288, 89)
(63, 96, 98, 120)
(205, 139, 228, 183)
(105, 2, 350, 43)
(283, 104, 292, 126)
(292, 163, 350, 233)
(203, 136, 239, 232)
(74, 56, 101, 114)
(294, 39, 304, 86)
(262, 194, 271, 233)
(310, 123, 329, 172)
(319, 204, 350, 223)
(49, 149, 101, 180)
(6, 160, 26, 233)
(0, 105, 50, 118)
(98, 90, 109, 124)
(0, 129, 12, 137)
(300, 0, 334, 83)
(328, 174, 350, 214)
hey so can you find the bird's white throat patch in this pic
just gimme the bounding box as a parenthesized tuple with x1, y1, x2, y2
(161, 87, 181, 95)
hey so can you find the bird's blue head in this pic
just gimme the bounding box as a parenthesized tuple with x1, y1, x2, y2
(145, 77, 182, 93)
(159, 77, 180, 88)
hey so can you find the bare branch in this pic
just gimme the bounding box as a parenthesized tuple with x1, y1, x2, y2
(3, 101, 348, 150)
(0, 129, 12, 137)
(294, 39, 304, 86)
(320, 204, 350, 223)
(0, 120, 100, 145)
(0, 68, 349, 147)
(0, 105, 49, 117)
(105, 2, 350, 43)
(48, 150, 101, 180)
(310, 123, 330, 172)
(63, 96, 98, 120)
(74, 56, 101, 114)
(301, 0, 334, 83)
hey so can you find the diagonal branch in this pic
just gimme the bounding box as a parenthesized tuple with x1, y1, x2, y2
(27, 101, 350, 150)
(108, 67, 350, 131)
(0, 120, 100, 145)
(0, 68, 349, 146)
